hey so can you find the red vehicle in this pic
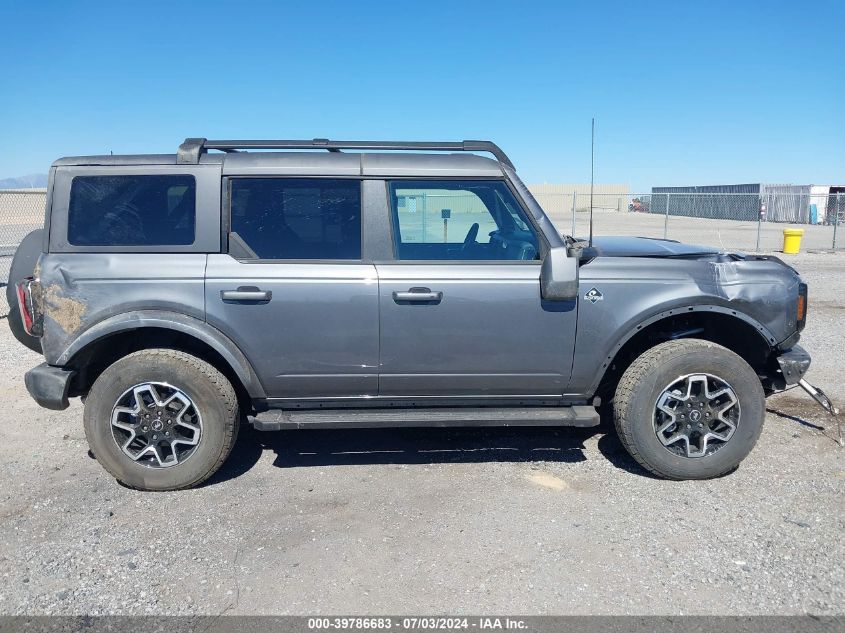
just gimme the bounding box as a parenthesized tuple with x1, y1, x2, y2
(628, 197, 649, 213)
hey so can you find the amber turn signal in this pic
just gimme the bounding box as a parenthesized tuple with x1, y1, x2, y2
(796, 283, 808, 331)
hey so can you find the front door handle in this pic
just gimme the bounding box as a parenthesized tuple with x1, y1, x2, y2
(221, 287, 272, 302)
(393, 288, 443, 303)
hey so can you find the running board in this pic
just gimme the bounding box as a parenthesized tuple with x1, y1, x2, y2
(249, 406, 600, 431)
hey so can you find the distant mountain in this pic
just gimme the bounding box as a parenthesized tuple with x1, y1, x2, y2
(0, 174, 49, 189)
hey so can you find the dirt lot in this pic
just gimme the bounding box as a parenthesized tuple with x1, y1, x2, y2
(0, 252, 842, 616)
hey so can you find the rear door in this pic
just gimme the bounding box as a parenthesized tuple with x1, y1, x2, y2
(205, 177, 379, 399)
(376, 179, 577, 398)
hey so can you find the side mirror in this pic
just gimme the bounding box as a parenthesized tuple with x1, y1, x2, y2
(540, 246, 578, 301)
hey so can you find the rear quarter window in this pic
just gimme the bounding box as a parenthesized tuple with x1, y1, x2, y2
(68, 175, 196, 246)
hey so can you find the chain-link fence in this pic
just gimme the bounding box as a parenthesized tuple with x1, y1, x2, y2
(0, 187, 842, 316)
(0, 189, 46, 315)
(532, 191, 844, 253)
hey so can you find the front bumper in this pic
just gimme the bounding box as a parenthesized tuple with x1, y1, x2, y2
(24, 363, 76, 410)
(775, 345, 811, 387)
(773, 345, 839, 424)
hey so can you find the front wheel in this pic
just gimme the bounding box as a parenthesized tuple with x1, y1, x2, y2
(613, 339, 765, 480)
(84, 349, 239, 491)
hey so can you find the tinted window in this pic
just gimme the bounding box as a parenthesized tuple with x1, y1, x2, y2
(230, 178, 361, 260)
(389, 180, 539, 261)
(68, 175, 195, 246)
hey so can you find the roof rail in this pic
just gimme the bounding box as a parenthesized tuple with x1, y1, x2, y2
(176, 137, 515, 169)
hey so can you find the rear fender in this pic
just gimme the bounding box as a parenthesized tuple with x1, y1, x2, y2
(57, 310, 266, 399)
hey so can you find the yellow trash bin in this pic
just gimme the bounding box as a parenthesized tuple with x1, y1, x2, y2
(782, 228, 804, 254)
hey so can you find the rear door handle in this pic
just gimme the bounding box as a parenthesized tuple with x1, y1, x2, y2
(221, 287, 272, 302)
(393, 288, 443, 303)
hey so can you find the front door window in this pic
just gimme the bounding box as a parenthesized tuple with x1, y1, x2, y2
(388, 180, 540, 261)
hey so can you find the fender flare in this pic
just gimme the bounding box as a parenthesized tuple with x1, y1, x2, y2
(584, 303, 778, 395)
(56, 310, 266, 399)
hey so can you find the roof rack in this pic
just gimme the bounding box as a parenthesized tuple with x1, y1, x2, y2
(176, 137, 515, 169)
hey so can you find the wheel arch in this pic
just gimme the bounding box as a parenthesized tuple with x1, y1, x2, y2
(591, 305, 777, 401)
(58, 310, 266, 401)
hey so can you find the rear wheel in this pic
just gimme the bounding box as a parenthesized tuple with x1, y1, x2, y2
(613, 339, 765, 479)
(84, 349, 239, 491)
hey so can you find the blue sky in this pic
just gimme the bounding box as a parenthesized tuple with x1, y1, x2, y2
(1, 0, 842, 190)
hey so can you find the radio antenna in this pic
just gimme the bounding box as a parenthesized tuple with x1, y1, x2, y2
(589, 117, 595, 247)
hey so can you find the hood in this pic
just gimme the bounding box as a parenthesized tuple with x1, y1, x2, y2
(588, 236, 722, 258)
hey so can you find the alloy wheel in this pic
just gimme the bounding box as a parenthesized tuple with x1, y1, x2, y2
(653, 373, 740, 458)
(110, 382, 203, 468)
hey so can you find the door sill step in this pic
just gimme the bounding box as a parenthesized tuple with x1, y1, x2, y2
(249, 406, 599, 431)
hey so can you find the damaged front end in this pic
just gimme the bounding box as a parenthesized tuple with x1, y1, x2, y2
(771, 345, 841, 444)
(589, 237, 839, 429)
(771, 345, 838, 415)
(755, 279, 841, 440)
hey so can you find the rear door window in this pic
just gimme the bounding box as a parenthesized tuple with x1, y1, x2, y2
(68, 175, 196, 246)
(229, 178, 362, 260)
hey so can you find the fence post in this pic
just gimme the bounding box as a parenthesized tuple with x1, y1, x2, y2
(571, 191, 577, 237)
(421, 193, 427, 241)
(755, 195, 762, 253)
(663, 193, 671, 240)
(834, 192, 841, 250)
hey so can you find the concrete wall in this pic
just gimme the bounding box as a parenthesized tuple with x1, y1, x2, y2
(526, 183, 631, 227)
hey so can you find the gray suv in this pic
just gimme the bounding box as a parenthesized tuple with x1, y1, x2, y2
(8, 138, 833, 491)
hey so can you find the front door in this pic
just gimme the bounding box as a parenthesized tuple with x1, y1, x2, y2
(205, 177, 379, 399)
(376, 179, 577, 398)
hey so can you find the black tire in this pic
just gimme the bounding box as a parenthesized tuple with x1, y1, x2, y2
(6, 229, 43, 353)
(613, 339, 765, 480)
(83, 349, 239, 491)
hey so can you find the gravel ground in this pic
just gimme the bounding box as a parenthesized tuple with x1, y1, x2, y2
(0, 252, 842, 616)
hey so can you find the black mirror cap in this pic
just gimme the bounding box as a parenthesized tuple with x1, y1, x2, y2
(540, 246, 579, 301)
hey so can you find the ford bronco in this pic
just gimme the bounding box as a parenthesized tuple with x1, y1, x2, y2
(7, 138, 835, 490)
